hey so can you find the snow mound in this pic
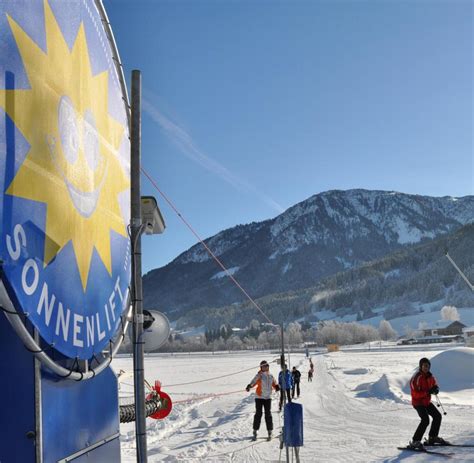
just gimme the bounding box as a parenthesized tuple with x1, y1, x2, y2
(213, 409, 225, 417)
(429, 347, 474, 392)
(344, 368, 369, 375)
(398, 347, 474, 395)
(355, 374, 403, 402)
(196, 420, 209, 428)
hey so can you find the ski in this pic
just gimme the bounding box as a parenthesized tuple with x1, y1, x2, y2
(397, 447, 454, 458)
(426, 443, 474, 448)
(250, 433, 281, 442)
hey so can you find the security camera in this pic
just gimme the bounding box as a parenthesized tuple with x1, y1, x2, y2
(141, 196, 165, 235)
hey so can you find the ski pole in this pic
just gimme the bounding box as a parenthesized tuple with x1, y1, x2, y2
(435, 394, 447, 416)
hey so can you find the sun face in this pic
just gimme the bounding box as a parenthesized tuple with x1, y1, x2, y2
(0, 0, 129, 290)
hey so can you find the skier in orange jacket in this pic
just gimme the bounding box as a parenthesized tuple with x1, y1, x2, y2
(246, 360, 280, 441)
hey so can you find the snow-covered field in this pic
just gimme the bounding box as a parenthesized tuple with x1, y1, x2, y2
(113, 346, 474, 462)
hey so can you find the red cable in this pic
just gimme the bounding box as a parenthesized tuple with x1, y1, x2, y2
(173, 389, 246, 404)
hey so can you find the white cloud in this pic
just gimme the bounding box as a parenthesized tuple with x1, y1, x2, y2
(141, 95, 284, 214)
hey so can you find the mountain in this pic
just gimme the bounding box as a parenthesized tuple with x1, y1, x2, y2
(143, 189, 474, 320)
(175, 223, 474, 330)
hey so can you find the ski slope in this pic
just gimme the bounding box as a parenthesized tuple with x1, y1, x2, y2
(114, 346, 474, 462)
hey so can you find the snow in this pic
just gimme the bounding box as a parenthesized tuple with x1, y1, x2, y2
(335, 256, 352, 269)
(210, 266, 240, 280)
(175, 325, 205, 338)
(114, 346, 474, 462)
(429, 348, 474, 392)
(393, 217, 435, 244)
(312, 309, 337, 320)
(281, 262, 292, 274)
(384, 269, 401, 279)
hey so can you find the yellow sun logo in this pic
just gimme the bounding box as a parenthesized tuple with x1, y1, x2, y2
(0, 1, 129, 290)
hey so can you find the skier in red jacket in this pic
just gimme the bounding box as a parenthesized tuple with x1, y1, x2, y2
(408, 357, 447, 449)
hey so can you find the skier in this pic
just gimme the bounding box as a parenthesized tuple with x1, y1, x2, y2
(246, 360, 280, 441)
(278, 364, 293, 411)
(408, 357, 447, 450)
(308, 358, 314, 382)
(291, 366, 301, 398)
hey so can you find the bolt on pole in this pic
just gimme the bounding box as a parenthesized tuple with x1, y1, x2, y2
(131, 69, 147, 462)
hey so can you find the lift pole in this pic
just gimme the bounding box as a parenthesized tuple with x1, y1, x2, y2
(446, 253, 473, 291)
(280, 323, 290, 463)
(131, 69, 147, 462)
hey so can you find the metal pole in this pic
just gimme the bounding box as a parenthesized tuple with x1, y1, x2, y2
(280, 325, 286, 400)
(280, 324, 290, 463)
(131, 69, 147, 462)
(446, 253, 474, 291)
(287, 343, 291, 370)
(34, 329, 43, 463)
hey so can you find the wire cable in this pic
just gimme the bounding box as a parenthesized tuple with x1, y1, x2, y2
(141, 167, 274, 325)
(162, 358, 279, 388)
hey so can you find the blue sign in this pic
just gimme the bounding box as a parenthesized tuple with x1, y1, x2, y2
(0, 0, 131, 359)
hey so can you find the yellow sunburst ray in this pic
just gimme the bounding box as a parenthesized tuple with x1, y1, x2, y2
(1, 0, 130, 290)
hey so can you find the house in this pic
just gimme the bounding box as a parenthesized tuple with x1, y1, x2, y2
(463, 326, 474, 347)
(422, 320, 466, 337)
(397, 338, 416, 345)
(463, 326, 474, 338)
(412, 335, 464, 345)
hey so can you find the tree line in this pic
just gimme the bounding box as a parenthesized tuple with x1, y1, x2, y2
(118, 318, 401, 354)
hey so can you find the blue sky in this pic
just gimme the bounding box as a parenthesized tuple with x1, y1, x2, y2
(104, 0, 473, 273)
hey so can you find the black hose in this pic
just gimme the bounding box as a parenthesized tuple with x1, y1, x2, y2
(119, 396, 164, 423)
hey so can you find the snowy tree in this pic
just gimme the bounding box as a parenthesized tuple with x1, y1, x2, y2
(267, 330, 281, 348)
(313, 321, 379, 346)
(378, 320, 397, 340)
(226, 335, 243, 350)
(186, 335, 205, 352)
(286, 322, 303, 346)
(403, 324, 416, 338)
(243, 336, 257, 350)
(303, 326, 318, 342)
(257, 331, 270, 349)
(211, 337, 226, 352)
(248, 319, 261, 338)
(440, 305, 460, 321)
(418, 321, 428, 330)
